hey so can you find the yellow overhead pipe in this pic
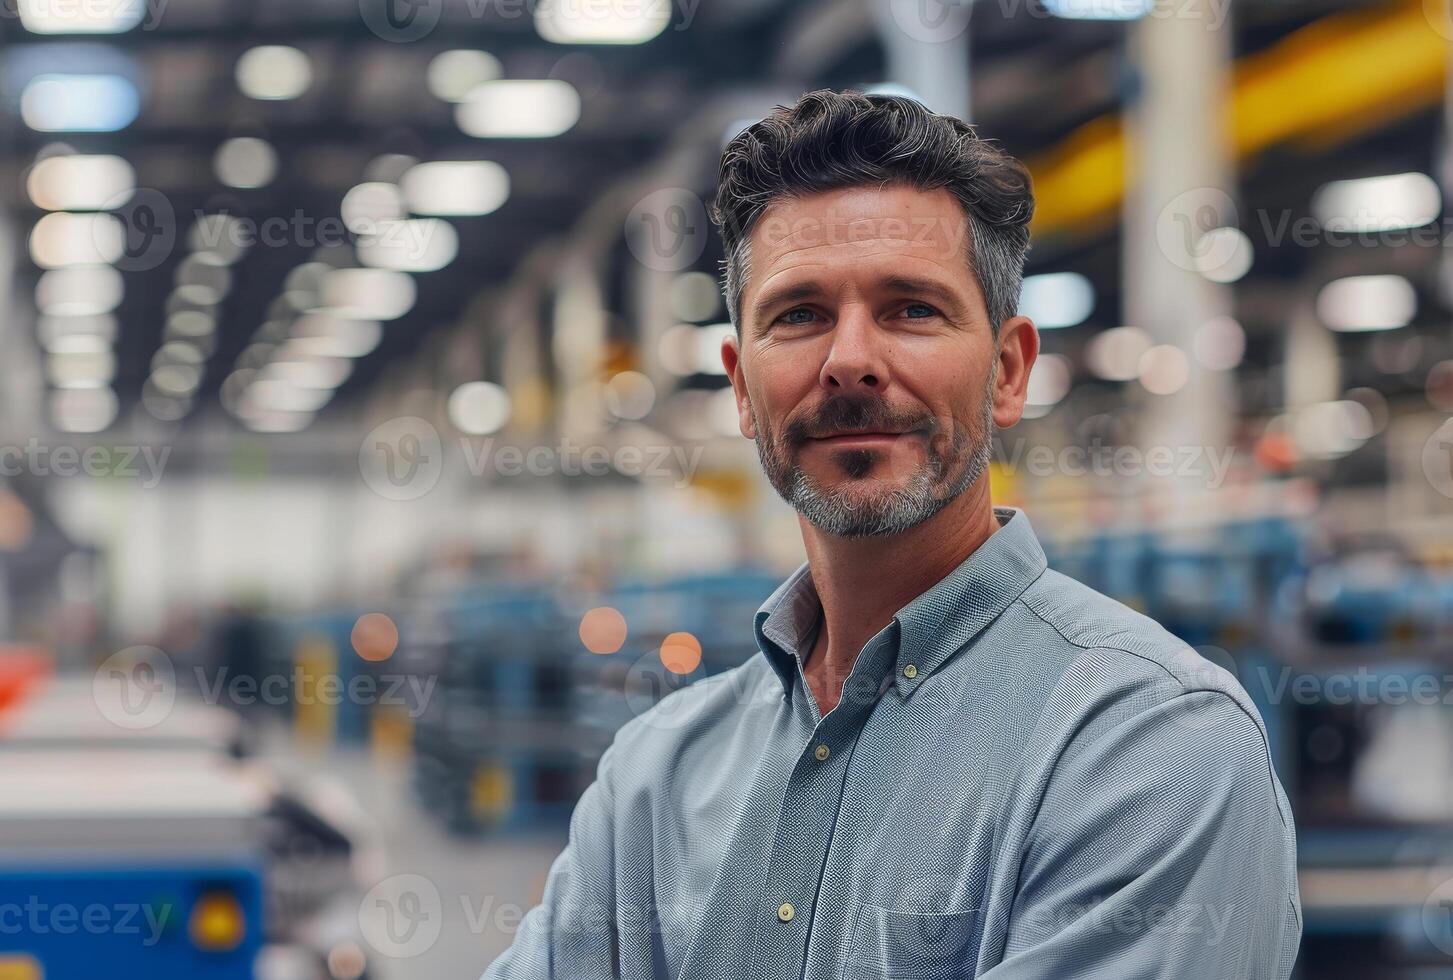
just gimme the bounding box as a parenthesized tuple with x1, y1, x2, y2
(1029, 0, 1450, 239)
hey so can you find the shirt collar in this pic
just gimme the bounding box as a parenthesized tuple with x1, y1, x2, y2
(753, 507, 1048, 701)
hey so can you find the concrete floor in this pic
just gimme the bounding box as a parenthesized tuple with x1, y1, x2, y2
(262, 729, 568, 979)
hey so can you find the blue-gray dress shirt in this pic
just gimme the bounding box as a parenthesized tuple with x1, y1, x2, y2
(483, 507, 1301, 979)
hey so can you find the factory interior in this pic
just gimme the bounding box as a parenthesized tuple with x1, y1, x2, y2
(1, 0, 1453, 976)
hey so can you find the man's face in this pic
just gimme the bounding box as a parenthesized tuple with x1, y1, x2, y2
(721, 184, 1035, 538)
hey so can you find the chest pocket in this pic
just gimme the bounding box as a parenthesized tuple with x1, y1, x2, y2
(841, 904, 981, 980)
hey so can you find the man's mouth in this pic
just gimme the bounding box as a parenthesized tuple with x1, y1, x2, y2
(807, 428, 922, 447)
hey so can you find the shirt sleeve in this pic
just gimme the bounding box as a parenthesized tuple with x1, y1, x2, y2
(481, 741, 622, 980)
(982, 688, 1301, 980)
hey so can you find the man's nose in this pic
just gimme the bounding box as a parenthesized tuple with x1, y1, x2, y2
(819, 310, 889, 394)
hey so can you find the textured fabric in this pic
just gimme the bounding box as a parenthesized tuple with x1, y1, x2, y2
(482, 507, 1301, 980)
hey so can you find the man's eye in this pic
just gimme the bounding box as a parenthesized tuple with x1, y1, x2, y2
(778, 308, 817, 326)
(902, 302, 937, 319)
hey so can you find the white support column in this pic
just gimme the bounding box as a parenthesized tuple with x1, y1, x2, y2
(1124, 0, 1237, 511)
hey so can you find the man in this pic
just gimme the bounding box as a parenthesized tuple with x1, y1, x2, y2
(484, 89, 1300, 979)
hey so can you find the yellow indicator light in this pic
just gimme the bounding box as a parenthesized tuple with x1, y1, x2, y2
(0, 954, 42, 980)
(189, 891, 245, 952)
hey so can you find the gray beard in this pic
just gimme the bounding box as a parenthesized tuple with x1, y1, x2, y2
(753, 391, 994, 539)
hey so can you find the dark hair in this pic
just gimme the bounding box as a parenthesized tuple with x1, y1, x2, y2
(710, 89, 1034, 335)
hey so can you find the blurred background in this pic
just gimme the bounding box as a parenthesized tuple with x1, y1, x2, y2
(0, 0, 1451, 976)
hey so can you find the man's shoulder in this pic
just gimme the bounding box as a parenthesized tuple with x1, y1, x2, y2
(1017, 565, 1245, 702)
(1009, 567, 1291, 825)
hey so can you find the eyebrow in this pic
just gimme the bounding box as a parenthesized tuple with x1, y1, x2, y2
(749, 274, 969, 334)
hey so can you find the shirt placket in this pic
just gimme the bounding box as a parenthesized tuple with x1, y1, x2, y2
(749, 633, 895, 980)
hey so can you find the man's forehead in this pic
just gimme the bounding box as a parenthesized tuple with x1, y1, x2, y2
(749, 186, 970, 261)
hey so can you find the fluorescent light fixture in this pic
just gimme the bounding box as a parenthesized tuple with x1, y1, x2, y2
(341, 182, 405, 234)
(150, 362, 203, 396)
(1316, 274, 1416, 332)
(37, 265, 123, 315)
(1193, 226, 1253, 283)
(50, 387, 117, 432)
(534, 0, 671, 44)
(47, 348, 115, 387)
(1312, 172, 1441, 233)
(19, 0, 145, 32)
(1019, 272, 1093, 329)
(21, 74, 140, 132)
(321, 268, 416, 320)
(1137, 344, 1190, 396)
(1043, 0, 1155, 18)
(1025, 353, 1071, 407)
(694, 323, 732, 375)
(39, 314, 117, 349)
(456, 79, 580, 139)
(236, 45, 311, 101)
(288, 315, 382, 358)
(401, 161, 509, 216)
(262, 355, 353, 389)
(448, 381, 512, 435)
(357, 218, 459, 272)
(1192, 315, 1245, 371)
(29, 211, 125, 267)
(1086, 326, 1151, 381)
(246, 379, 333, 413)
(214, 137, 278, 189)
(426, 50, 501, 102)
(27, 153, 134, 210)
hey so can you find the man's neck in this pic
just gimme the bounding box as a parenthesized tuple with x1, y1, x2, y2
(799, 478, 1000, 716)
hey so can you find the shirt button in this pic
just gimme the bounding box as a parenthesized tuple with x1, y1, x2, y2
(778, 902, 796, 922)
(902, 664, 918, 679)
(814, 743, 830, 762)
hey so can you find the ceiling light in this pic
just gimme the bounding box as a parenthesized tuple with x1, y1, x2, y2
(37, 265, 123, 315)
(214, 137, 278, 189)
(27, 154, 134, 210)
(29, 211, 125, 267)
(534, 0, 671, 43)
(1312, 172, 1441, 233)
(447, 381, 511, 435)
(21, 74, 140, 132)
(1019, 272, 1093, 329)
(426, 50, 501, 102)
(321, 268, 416, 320)
(341, 182, 405, 234)
(1316, 274, 1415, 332)
(356, 218, 459, 272)
(236, 46, 312, 101)
(401, 161, 509, 216)
(50, 387, 117, 432)
(456, 80, 580, 139)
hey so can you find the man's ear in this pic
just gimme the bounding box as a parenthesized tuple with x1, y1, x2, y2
(721, 331, 756, 439)
(992, 314, 1039, 428)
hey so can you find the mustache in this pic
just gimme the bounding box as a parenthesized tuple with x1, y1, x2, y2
(783, 395, 938, 445)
